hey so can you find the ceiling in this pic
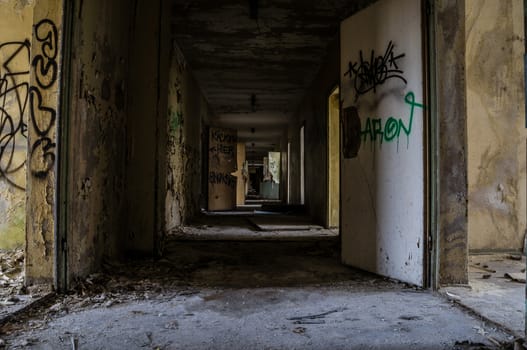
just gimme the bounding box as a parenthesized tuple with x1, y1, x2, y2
(171, 0, 375, 159)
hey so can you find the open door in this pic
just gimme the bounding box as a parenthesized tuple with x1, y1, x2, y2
(208, 127, 237, 211)
(340, 0, 426, 286)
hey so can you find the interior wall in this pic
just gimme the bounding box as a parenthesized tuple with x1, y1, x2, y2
(165, 43, 211, 229)
(0, 0, 33, 249)
(126, 0, 170, 254)
(25, 0, 63, 285)
(66, 0, 133, 279)
(466, 0, 526, 251)
(291, 38, 339, 224)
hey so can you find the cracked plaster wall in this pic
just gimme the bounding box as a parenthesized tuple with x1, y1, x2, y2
(466, 0, 526, 251)
(0, 0, 33, 250)
(165, 43, 211, 229)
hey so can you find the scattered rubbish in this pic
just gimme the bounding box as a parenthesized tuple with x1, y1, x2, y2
(287, 308, 346, 322)
(454, 340, 487, 348)
(504, 273, 526, 283)
(292, 327, 306, 334)
(164, 321, 179, 330)
(485, 335, 501, 347)
(470, 264, 496, 273)
(131, 310, 148, 315)
(398, 315, 423, 321)
(445, 291, 461, 301)
(473, 325, 488, 336)
(293, 319, 325, 325)
(481, 274, 491, 279)
(71, 336, 79, 350)
(508, 254, 522, 261)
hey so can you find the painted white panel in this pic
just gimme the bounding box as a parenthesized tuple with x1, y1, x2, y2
(340, 0, 425, 286)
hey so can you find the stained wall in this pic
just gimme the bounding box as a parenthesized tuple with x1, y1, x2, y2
(65, 0, 133, 279)
(0, 1, 33, 250)
(466, 0, 526, 251)
(165, 43, 212, 229)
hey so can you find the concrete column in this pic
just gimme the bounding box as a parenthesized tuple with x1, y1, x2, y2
(26, 0, 64, 285)
(435, 0, 469, 285)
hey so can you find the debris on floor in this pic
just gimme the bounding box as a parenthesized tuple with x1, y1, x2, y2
(504, 273, 526, 283)
(0, 248, 25, 297)
(0, 242, 520, 349)
(443, 253, 526, 337)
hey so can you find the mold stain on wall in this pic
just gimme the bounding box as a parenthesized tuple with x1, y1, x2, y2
(466, 0, 526, 250)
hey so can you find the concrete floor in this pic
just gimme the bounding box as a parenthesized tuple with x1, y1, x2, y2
(170, 212, 338, 241)
(1, 236, 518, 349)
(442, 254, 526, 337)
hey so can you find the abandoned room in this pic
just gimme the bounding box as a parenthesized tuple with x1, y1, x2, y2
(0, 0, 526, 348)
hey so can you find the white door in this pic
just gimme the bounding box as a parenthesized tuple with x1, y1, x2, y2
(340, 0, 426, 286)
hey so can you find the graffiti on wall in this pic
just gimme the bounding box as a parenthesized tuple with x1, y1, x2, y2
(209, 171, 236, 188)
(29, 19, 58, 179)
(209, 128, 237, 166)
(360, 91, 424, 149)
(343, 41, 406, 99)
(0, 40, 30, 190)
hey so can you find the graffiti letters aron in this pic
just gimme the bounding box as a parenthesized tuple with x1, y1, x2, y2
(360, 92, 424, 150)
(0, 40, 30, 190)
(344, 41, 406, 99)
(29, 19, 58, 179)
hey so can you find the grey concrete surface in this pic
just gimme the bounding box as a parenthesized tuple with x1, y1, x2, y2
(442, 254, 525, 337)
(3, 287, 515, 350)
(1, 240, 518, 349)
(171, 213, 338, 241)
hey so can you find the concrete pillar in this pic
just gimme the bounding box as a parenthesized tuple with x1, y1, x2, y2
(435, 0, 469, 285)
(25, 0, 64, 285)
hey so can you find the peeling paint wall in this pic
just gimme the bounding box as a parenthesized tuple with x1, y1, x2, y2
(65, 0, 132, 279)
(291, 39, 339, 225)
(165, 43, 211, 229)
(26, 0, 62, 284)
(466, 0, 526, 251)
(0, 0, 33, 249)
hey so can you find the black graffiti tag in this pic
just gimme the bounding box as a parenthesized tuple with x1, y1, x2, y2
(32, 19, 58, 90)
(29, 87, 56, 178)
(29, 19, 58, 179)
(0, 40, 30, 189)
(209, 171, 236, 188)
(344, 40, 406, 98)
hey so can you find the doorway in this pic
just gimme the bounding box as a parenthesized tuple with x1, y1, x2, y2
(327, 86, 340, 229)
